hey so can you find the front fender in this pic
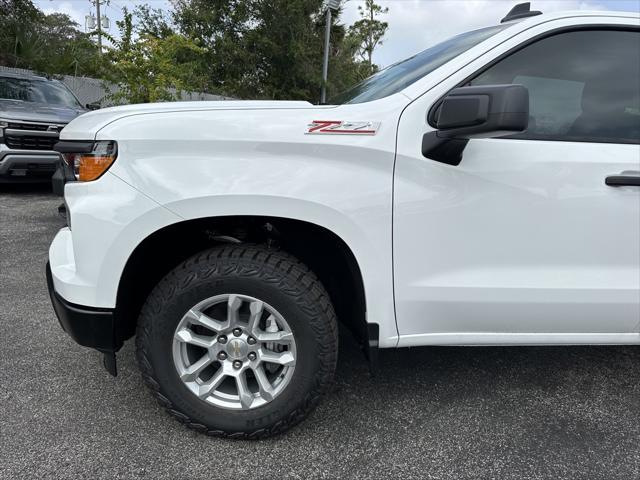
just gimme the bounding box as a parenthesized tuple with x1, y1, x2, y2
(98, 105, 400, 346)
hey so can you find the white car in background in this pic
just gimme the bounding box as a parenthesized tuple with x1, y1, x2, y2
(47, 3, 640, 438)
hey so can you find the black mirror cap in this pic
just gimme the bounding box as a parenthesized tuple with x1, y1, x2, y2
(85, 102, 101, 110)
(436, 84, 529, 139)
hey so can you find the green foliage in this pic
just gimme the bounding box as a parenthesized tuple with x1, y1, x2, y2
(104, 9, 208, 104)
(133, 4, 174, 39)
(0, 0, 102, 77)
(348, 0, 389, 76)
(0, 0, 390, 104)
(243, 0, 326, 100)
(171, 0, 255, 98)
(170, 0, 380, 102)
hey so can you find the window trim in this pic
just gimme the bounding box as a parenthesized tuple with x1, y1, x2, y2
(427, 25, 640, 145)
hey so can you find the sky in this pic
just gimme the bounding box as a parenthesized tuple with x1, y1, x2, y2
(35, 0, 640, 68)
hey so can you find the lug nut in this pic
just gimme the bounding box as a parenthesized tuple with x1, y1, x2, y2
(232, 328, 243, 337)
(232, 360, 243, 369)
(248, 352, 257, 361)
(217, 335, 227, 344)
(217, 351, 227, 361)
(247, 336, 257, 345)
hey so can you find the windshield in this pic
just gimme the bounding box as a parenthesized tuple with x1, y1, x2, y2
(0, 77, 82, 108)
(331, 24, 508, 104)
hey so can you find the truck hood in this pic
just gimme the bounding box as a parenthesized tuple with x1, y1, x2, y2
(0, 99, 86, 125)
(61, 100, 317, 140)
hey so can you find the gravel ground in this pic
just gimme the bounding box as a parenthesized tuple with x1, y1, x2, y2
(1, 185, 640, 480)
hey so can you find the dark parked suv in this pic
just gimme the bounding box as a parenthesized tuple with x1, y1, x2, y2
(0, 72, 89, 183)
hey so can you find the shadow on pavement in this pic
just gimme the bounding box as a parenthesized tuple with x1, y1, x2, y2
(0, 182, 54, 194)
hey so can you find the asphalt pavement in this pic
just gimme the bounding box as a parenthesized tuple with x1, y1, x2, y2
(1, 185, 640, 479)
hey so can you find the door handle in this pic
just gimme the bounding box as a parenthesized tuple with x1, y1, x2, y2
(605, 174, 640, 187)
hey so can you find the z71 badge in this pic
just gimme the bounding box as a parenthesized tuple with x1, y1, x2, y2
(306, 120, 380, 135)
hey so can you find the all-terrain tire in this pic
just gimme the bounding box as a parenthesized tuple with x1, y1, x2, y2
(135, 244, 338, 439)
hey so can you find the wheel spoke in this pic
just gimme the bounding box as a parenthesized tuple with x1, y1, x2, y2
(186, 309, 228, 333)
(235, 370, 254, 409)
(255, 331, 293, 343)
(253, 364, 274, 401)
(259, 350, 295, 367)
(175, 328, 216, 348)
(247, 300, 264, 334)
(227, 295, 242, 327)
(181, 353, 212, 381)
(197, 368, 226, 398)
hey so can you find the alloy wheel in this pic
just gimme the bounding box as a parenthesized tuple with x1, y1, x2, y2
(172, 294, 297, 410)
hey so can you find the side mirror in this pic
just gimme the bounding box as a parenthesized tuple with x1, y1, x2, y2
(85, 102, 101, 111)
(423, 84, 529, 165)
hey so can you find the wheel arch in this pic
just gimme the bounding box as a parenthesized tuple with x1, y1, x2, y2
(114, 215, 377, 361)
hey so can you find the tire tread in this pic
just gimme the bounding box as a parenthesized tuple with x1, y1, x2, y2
(135, 244, 338, 439)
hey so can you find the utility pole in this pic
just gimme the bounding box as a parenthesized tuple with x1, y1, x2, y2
(321, 0, 341, 104)
(86, 1, 109, 55)
(95, 0, 102, 54)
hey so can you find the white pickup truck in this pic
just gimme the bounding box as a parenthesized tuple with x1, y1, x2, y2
(47, 3, 640, 438)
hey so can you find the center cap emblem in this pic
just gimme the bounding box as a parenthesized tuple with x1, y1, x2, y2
(227, 339, 248, 360)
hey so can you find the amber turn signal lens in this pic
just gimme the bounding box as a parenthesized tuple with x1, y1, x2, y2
(61, 141, 117, 182)
(78, 155, 116, 181)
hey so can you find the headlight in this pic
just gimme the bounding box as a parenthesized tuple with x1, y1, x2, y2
(56, 141, 118, 182)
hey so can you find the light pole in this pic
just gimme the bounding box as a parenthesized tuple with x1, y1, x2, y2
(321, 0, 341, 104)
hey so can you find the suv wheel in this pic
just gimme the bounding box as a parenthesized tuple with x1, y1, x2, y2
(135, 245, 338, 438)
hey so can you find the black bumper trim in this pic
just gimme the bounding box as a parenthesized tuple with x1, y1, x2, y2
(46, 262, 120, 375)
(52, 156, 77, 196)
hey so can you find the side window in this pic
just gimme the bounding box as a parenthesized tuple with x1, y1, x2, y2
(470, 29, 640, 144)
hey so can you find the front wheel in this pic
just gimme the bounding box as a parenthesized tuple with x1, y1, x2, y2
(135, 245, 338, 438)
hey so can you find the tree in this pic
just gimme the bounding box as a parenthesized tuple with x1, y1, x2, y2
(133, 4, 174, 39)
(40, 13, 103, 76)
(348, 0, 388, 76)
(0, 0, 385, 104)
(244, 0, 326, 100)
(104, 9, 208, 104)
(0, 0, 102, 77)
(171, 0, 257, 98)
(171, 0, 365, 102)
(322, 15, 371, 96)
(0, 0, 41, 67)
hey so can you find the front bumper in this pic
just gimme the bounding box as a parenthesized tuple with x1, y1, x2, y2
(0, 144, 61, 182)
(46, 171, 182, 375)
(46, 262, 119, 375)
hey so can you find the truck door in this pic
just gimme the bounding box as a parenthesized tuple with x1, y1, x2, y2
(394, 27, 640, 345)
